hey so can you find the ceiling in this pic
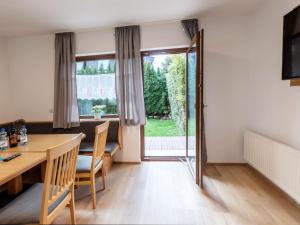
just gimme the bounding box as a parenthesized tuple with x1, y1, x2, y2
(0, 0, 262, 37)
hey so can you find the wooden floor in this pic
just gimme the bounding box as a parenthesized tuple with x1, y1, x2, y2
(54, 162, 300, 224)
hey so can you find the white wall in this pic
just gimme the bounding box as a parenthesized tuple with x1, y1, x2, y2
(0, 38, 13, 123)
(7, 35, 55, 121)
(246, 0, 300, 150)
(199, 12, 252, 162)
(198, 0, 300, 163)
(76, 21, 188, 55)
(6, 21, 188, 162)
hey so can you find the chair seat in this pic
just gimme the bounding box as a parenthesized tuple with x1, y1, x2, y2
(0, 183, 68, 224)
(79, 142, 119, 154)
(76, 155, 102, 173)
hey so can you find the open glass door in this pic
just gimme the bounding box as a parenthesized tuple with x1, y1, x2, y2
(186, 30, 204, 186)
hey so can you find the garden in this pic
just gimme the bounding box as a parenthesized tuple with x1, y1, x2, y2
(143, 54, 186, 137)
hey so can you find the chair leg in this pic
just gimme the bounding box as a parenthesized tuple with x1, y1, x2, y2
(70, 185, 76, 225)
(90, 175, 97, 209)
(102, 167, 106, 190)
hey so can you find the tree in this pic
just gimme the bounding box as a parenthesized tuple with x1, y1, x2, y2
(161, 56, 172, 74)
(107, 60, 115, 73)
(99, 63, 105, 74)
(76, 66, 97, 75)
(143, 61, 170, 117)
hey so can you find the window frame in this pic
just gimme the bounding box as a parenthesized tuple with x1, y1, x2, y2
(75, 53, 118, 119)
(141, 47, 189, 57)
(76, 53, 115, 62)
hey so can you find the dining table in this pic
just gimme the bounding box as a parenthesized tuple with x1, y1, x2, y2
(0, 134, 82, 194)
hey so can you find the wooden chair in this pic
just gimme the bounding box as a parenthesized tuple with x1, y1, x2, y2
(79, 120, 122, 173)
(75, 121, 109, 209)
(0, 133, 83, 225)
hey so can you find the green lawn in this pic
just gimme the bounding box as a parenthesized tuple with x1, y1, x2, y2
(145, 119, 184, 137)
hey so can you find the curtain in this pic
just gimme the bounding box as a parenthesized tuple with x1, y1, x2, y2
(181, 19, 207, 165)
(181, 19, 199, 41)
(53, 32, 80, 129)
(115, 25, 146, 126)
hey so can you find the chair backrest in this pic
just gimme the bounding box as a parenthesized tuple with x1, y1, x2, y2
(91, 121, 109, 170)
(40, 133, 83, 224)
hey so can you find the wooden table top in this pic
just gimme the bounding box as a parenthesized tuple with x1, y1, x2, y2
(5, 134, 81, 153)
(0, 152, 46, 186)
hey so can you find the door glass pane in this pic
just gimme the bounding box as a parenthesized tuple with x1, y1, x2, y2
(187, 45, 197, 174)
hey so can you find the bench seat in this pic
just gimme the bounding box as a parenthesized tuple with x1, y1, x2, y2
(80, 142, 120, 155)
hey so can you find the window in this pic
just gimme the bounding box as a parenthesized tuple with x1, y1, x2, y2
(76, 55, 117, 117)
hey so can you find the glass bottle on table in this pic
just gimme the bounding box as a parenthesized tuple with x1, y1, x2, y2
(0, 128, 8, 150)
(19, 125, 28, 145)
(9, 124, 18, 148)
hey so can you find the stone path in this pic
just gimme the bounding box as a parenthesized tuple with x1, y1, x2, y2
(145, 136, 186, 151)
(145, 136, 186, 157)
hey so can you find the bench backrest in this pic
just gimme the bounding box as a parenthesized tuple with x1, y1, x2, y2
(0, 120, 122, 147)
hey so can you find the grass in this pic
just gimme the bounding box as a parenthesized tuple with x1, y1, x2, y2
(145, 119, 184, 137)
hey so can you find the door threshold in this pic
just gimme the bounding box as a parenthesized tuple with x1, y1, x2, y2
(142, 156, 185, 161)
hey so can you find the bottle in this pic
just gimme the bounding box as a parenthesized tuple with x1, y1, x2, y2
(0, 128, 8, 150)
(14, 119, 26, 142)
(9, 124, 18, 148)
(19, 125, 28, 145)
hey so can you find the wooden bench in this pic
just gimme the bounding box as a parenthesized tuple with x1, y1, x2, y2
(78, 119, 122, 172)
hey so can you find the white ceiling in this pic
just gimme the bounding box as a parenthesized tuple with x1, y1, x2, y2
(0, 0, 262, 37)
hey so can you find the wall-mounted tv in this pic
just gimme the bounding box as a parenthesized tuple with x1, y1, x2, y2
(282, 5, 300, 80)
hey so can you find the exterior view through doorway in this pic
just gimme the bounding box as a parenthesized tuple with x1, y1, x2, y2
(141, 48, 187, 160)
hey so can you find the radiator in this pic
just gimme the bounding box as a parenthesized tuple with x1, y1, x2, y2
(244, 130, 300, 204)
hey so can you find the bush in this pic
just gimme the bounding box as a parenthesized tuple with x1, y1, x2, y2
(165, 55, 186, 133)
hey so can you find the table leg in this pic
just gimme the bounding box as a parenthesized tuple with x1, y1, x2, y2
(8, 176, 23, 195)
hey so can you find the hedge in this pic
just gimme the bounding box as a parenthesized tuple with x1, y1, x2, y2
(165, 55, 186, 134)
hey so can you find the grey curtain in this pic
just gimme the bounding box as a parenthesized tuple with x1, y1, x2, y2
(181, 19, 199, 41)
(181, 19, 207, 165)
(53, 32, 80, 129)
(115, 25, 146, 126)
